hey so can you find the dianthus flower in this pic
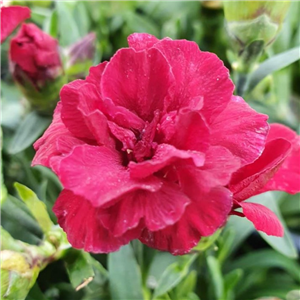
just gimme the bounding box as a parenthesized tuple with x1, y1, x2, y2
(33, 33, 300, 255)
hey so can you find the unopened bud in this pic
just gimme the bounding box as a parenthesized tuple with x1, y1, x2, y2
(65, 32, 96, 80)
(1, 250, 39, 299)
(224, 1, 291, 50)
(9, 23, 66, 115)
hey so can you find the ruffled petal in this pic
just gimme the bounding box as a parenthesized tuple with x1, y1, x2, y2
(139, 217, 201, 256)
(129, 143, 205, 179)
(86, 61, 107, 88)
(60, 80, 109, 143)
(154, 39, 234, 121)
(101, 47, 174, 121)
(140, 187, 232, 255)
(259, 124, 300, 194)
(229, 138, 291, 201)
(99, 182, 190, 236)
(127, 33, 159, 51)
(32, 102, 83, 168)
(188, 146, 241, 192)
(1, 6, 30, 43)
(240, 202, 283, 236)
(53, 190, 141, 253)
(52, 144, 162, 207)
(161, 109, 210, 153)
(210, 96, 269, 166)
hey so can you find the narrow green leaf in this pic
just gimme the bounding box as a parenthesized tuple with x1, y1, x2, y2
(207, 256, 224, 300)
(8, 111, 50, 154)
(228, 249, 300, 282)
(14, 183, 53, 233)
(223, 215, 254, 256)
(64, 250, 97, 291)
(1, 195, 43, 241)
(147, 252, 178, 289)
(43, 10, 58, 38)
(248, 46, 300, 91)
(108, 244, 144, 300)
(153, 254, 197, 299)
(223, 269, 243, 300)
(174, 270, 197, 299)
(250, 192, 298, 258)
(56, 2, 81, 46)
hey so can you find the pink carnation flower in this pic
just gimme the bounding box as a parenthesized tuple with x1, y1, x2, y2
(32, 33, 300, 255)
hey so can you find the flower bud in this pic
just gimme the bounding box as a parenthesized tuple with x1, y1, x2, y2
(65, 32, 96, 80)
(9, 23, 65, 115)
(224, 1, 291, 50)
(0, 250, 39, 300)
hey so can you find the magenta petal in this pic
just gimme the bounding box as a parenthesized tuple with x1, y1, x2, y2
(168, 109, 210, 153)
(180, 184, 233, 236)
(60, 80, 102, 140)
(1, 6, 30, 43)
(53, 190, 141, 253)
(259, 124, 300, 194)
(240, 202, 283, 236)
(86, 61, 108, 89)
(129, 143, 205, 179)
(100, 182, 190, 236)
(127, 33, 159, 51)
(192, 146, 241, 191)
(108, 121, 136, 150)
(210, 96, 269, 166)
(140, 186, 232, 255)
(32, 103, 82, 168)
(139, 218, 201, 256)
(229, 138, 291, 201)
(53, 144, 162, 207)
(103, 98, 145, 131)
(154, 39, 234, 121)
(101, 47, 174, 120)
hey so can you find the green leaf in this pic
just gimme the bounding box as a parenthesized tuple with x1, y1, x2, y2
(1, 195, 43, 241)
(73, 2, 90, 37)
(1, 227, 25, 252)
(153, 254, 197, 299)
(43, 10, 58, 38)
(14, 183, 53, 233)
(1, 81, 23, 130)
(147, 252, 178, 289)
(108, 244, 144, 300)
(248, 46, 300, 91)
(228, 249, 300, 282)
(223, 215, 254, 256)
(64, 250, 101, 291)
(8, 111, 51, 154)
(174, 270, 197, 299)
(223, 269, 243, 300)
(207, 256, 224, 300)
(250, 192, 298, 258)
(56, 2, 81, 46)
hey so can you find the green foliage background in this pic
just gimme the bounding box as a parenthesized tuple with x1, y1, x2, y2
(1, 1, 300, 300)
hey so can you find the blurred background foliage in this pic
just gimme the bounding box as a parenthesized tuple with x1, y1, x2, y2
(1, 1, 300, 300)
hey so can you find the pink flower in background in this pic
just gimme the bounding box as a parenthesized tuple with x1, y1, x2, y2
(0, 5, 30, 43)
(32, 33, 299, 255)
(9, 23, 63, 85)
